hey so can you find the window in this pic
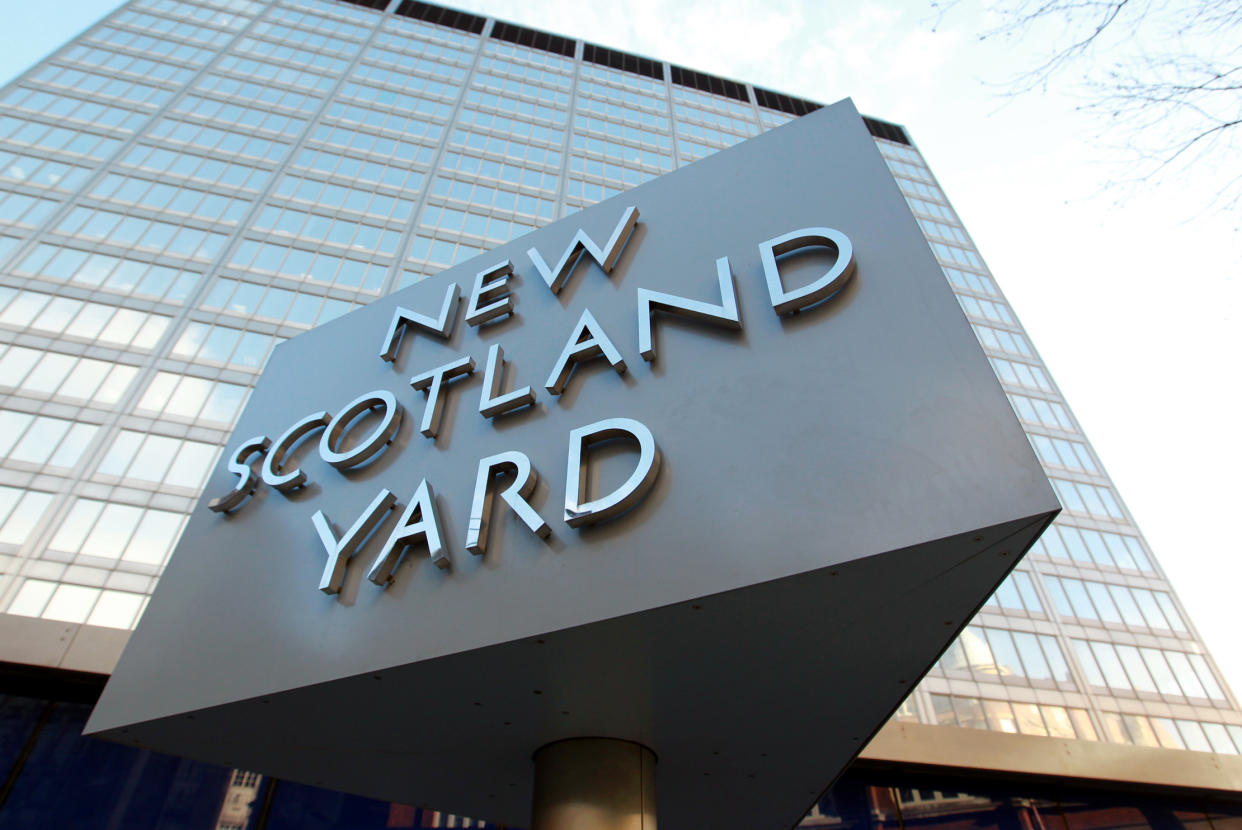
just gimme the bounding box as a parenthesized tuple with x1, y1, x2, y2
(201, 277, 358, 327)
(249, 206, 402, 256)
(14, 245, 201, 302)
(407, 234, 482, 269)
(1031, 522, 1152, 571)
(214, 55, 334, 92)
(119, 143, 271, 192)
(47, 497, 186, 568)
(419, 203, 536, 245)
(96, 430, 220, 491)
(983, 570, 1043, 615)
(292, 145, 431, 190)
(1072, 638, 1229, 702)
(228, 238, 388, 291)
(273, 173, 418, 221)
(7, 578, 148, 629)
(310, 122, 435, 164)
(135, 371, 249, 425)
(0, 486, 55, 546)
(0, 411, 98, 469)
(1096, 711, 1241, 754)
(1007, 392, 1075, 432)
(171, 322, 281, 370)
(89, 172, 253, 224)
(0, 345, 138, 405)
(928, 693, 1095, 740)
(0, 191, 60, 227)
(1043, 574, 1185, 632)
(989, 356, 1053, 392)
(957, 293, 1012, 324)
(938, 624, 1073, 688)
(0, 116, 121, 159)
(0, 150, 92, 191)
(1051, 478, 1125, 520)
(429, 175, 555, 221)
(0, 288, 170, 349)
(468, 88, 566, 126)
(973, 323, 1034, 358)
(943, 265, 999, 297)
(147, 116, 289, 162)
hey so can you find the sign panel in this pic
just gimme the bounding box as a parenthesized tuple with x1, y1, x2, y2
(88, 100, 1058, 830)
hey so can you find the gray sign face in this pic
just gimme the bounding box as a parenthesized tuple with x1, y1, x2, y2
(88, 100, 1058, 830)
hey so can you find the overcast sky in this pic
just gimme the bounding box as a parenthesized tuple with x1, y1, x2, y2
(3, 0, 1240, 696)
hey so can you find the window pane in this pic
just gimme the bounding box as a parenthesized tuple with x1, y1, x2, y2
(982, 699, 1017, 733)
(1202, 723, 1237, 755)
(7, 579, 56, 616)
(1099, 711, 1128, 744)
(87, 590, 144, 629)
(1069, 709, 1098, 741)
(49, 499, 104, 553)
(1084, 581, 1122, 623)
(1151, 717, 1185, 749)
(1187, 654, 1226, 701)
(1088, 641, 1132, 691)
(42, 584, 100, 624)
(983, 628, 1025, 679)
(1115, 645, 1158, 694)
(1039, 635, 1073, 685)
(1042, 705, 1075, 739)
(1176, 720, 1212, 752)
(930, 694, 957, 726)
(1012, 632, 1051, 681)
(81, 503, 142, 559)
(1122, 714, 1159, 747)
(0, 491, 53, 544)
(1012, 702, 1047, 736)
(1073, 640, 1106, 687)
(1165, 651, 1207, 699)
(124, 509, 184, 566)
(1140, 648, 1182, 696)
(952, 696, 987, 730)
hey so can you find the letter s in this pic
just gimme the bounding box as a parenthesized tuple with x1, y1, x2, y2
(208, 435, 271, 514)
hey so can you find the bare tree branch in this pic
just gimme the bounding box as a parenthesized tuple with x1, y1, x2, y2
(954, 0, 1242, 208)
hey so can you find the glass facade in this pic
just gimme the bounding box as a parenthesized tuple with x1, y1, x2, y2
(0, 0, 1237, 778)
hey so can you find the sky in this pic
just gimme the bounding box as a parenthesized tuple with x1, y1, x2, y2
(2, 1, 1240, 696)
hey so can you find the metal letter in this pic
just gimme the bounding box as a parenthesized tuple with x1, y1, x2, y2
(527, 206, 639, 295)
(464, 260, 515, 327)
(466, 451, 550, 556)
(319, 390, 403, 470)
(208, 435, 270, 514)
(637, 256, 741, 361)
(378, 282, 460, 363)
(565, 418, 661, 528)
(758, 227, 856, 315)
(478, 344, 535, 419)
(409, 355, 475, 438)
(544, 308, 627, 396)
(312, 488, 397, 595)
(367, 479, 447, 584)
(262, 411, 330, 492)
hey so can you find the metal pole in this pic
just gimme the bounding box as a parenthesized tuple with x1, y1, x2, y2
(531, 738, 656, 830)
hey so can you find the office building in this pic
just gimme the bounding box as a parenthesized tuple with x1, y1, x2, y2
(0, 0, 1237, 826)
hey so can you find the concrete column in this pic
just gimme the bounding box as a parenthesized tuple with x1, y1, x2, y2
(531, 738, 656, 830)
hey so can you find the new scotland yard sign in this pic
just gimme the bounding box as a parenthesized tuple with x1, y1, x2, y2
(87, 100, 1059, 830)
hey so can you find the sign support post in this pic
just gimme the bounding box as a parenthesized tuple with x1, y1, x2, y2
(532, 739, 657, 830)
